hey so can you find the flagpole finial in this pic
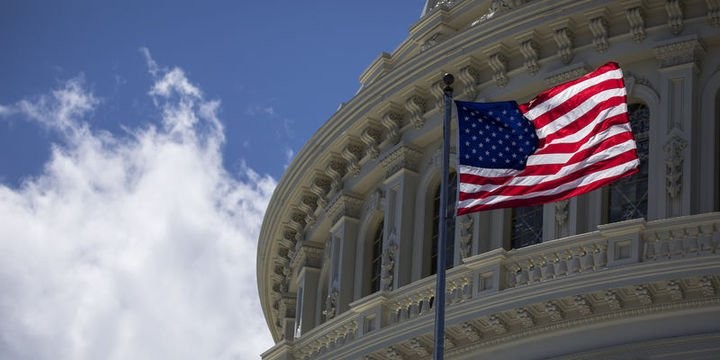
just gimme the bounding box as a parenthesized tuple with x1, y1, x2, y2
(443, 73, 454, 87)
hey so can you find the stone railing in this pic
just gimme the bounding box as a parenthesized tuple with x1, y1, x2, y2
(285, 213, 720, 359)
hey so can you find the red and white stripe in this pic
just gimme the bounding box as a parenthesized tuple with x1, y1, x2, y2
(457, 62, 640, 215)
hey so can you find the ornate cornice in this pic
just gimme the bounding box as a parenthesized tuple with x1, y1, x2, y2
(380, 145, 423, 178)
(326, 192, 363, 225)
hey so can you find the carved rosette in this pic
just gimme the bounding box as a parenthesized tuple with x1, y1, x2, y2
(635, 285, 653, 305)
(405, 94, 427, 129)
(605, 290, 623, 310)
(625, 6, 646, 43)
(665, 0, 684, 35)
(545, 302, 564, 321)
(574, 295, 593, 315)
(664, 135, 687, 199)
(487, 315, 507, 334)
(515, 308, 535, 328)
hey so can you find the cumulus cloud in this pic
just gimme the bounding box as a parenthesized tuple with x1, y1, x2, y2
(0, 54, 276, 359)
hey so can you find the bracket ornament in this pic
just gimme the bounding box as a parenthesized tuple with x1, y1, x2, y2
(625, 6, 647, 43)
(665, 0, 684, 35)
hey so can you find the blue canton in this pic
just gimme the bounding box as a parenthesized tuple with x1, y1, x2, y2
(456, 100, 538, 170)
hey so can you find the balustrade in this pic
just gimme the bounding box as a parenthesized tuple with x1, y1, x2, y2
(287, 213, 720, 359)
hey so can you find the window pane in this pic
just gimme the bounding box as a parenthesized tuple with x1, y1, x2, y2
(511, 205, 543, 249)
(608, 103, 649, 222)
(369, 221, 383, 293)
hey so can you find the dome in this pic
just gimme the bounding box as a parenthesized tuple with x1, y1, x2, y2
(258, 0, 720, 358)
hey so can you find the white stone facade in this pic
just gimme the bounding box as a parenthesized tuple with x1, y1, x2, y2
(257, 0, 720, 359)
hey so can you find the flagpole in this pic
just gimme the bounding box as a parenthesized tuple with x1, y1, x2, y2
(433, 73, 454, 360)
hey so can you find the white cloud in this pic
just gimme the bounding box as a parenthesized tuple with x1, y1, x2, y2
(0, 55, 276, 360)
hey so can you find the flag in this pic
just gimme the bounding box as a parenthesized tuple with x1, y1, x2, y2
(456, 62, 639, 215)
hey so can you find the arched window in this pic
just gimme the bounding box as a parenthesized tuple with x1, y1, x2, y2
(511, 205, 543, 249)
(431, 172, 457, 275)
(607, 103, 649, 222)
(369, 221, 383, 294)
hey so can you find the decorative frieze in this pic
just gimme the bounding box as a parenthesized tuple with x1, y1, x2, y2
(574, 295, 593, 315)
(709, 0, 720, 25)
(462, 321, 482, 341)
(515, 308, 535, 328)
(487, 315, 507, 335)
(665, 0, 684, 35)
(625, 6, 647, 43)
(381, 145, 423, 178)
(605, 290, 623, 310)
(653, 36, 705, 68)
(326, 193, 363, 225)
(544, 63, 587, 86)
(407, 338, 430, 356)
(635, 285, 654, 305)
(699, 276, 716, 296)
(664, 135, 687, 199)
(667, 280, 684, 300)
(545, 301, 564, 321)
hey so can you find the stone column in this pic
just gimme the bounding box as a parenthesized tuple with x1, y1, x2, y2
(653, 35, 705, 218)
(380, 145, 422, 289)
(289, 244, 323, 338)
(325, 193, 362, 317)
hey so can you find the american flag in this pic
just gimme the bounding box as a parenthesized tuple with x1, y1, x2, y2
(456, 62, 640, 215)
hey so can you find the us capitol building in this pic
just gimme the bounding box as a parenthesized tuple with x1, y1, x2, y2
(257, 0, 720, 359)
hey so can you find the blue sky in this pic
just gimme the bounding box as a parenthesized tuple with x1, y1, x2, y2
(1, 0, 421, 185)
(0, 1, 421, 359)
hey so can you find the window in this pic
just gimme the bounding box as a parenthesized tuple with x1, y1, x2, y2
(511, 205, 543, 249)
(608, 103, 649, 222)
(431, 172, 457, 275)
(369, 221, 383, 294)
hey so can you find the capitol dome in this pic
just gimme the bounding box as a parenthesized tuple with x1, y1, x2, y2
(257, 0, 720, 358)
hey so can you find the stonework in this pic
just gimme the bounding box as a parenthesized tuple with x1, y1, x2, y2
(257, 0, 720, 359)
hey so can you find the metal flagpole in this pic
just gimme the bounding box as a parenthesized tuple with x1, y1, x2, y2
(433, 73, 454, 360)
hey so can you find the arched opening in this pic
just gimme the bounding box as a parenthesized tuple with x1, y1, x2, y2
(607, 103, 650, 222)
